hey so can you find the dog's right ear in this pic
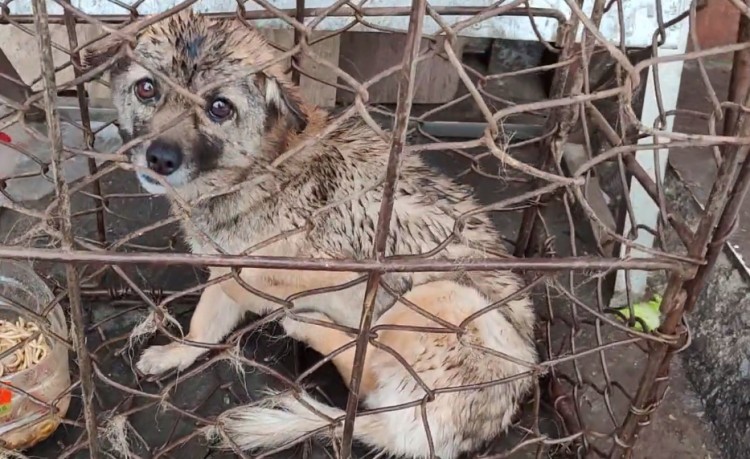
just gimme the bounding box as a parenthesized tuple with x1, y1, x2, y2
(81, 19, 149, 71)
(258, 73, 309, 133)
(81, 36, 125, 71)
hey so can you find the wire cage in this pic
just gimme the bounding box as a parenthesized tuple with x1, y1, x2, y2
(0, 0, 746, 457)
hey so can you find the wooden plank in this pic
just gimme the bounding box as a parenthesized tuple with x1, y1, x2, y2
(299, 33, 341, 108)
(260, 29, 341, 108)
(336, 32, 465, 105)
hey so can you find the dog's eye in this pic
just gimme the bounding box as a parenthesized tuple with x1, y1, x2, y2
(134, 78, 157, 101)
(207, 98, 233, 122)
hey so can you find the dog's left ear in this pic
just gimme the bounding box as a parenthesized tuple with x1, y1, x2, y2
(259, 73, 308, 133)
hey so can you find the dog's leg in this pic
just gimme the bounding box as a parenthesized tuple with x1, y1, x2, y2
(137, 282, 245, 375)
(282, 311, 377, 395)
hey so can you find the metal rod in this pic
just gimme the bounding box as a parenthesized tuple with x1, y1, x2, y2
(0, 245, 686, 272)
(339, 0, 426, 455)
(31, 0, 100, 455)
(2, 6, 567, 24)
(291, 0, 305, 85)
(513, 2, 588, 257)
(62, 0, 108, 251)
(419, 121, 544, 140)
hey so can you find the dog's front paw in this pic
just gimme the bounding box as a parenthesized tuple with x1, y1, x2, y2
(136, 342, 205, 375)
(281, 310, 332, 341)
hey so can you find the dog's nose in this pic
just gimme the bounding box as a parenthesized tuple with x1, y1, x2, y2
(146, 140, 183, 176)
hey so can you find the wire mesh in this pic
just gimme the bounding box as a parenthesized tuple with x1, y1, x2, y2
(0, 0, 747, 458)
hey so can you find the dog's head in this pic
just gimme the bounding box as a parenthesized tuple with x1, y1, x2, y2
(83, 10, 308, 196)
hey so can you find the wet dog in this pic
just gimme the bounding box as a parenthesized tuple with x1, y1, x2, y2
(84, 10, 539, 458)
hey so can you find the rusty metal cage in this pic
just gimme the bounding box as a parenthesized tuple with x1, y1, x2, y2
(0, 0, 747, 457)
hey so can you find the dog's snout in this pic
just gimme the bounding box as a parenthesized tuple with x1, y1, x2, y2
(146, 140, 183, 176)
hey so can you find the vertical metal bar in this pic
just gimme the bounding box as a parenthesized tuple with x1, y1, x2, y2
(292, 0, 306, 85)
(290, 0, 307, 379)
(513, 14, 577, 257)
(338, 0, 425, 456)
(514, 0, 604, 257)
(62, 0, 107, 249)
(31, 0, 101, 456)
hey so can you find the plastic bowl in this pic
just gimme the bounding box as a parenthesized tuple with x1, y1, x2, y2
(0, 261, 70, 450)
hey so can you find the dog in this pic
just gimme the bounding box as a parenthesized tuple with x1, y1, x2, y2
(84, 10, 539, 459)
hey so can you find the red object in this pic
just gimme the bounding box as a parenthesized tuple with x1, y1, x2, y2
(0, 132, 11, 143)
(0, 388, 12, 405)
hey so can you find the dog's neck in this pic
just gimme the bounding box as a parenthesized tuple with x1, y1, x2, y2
(175, 107, 331, 255)
(261, 105, 328, 162)
(174, 170, 274, 253)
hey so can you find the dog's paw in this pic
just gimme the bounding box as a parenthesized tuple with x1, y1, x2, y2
(281, 310, 332, 341)
(136, 342, 204, 375)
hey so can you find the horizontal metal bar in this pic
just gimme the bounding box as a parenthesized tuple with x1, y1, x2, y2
(0, 246, 689, 272)
(419, 121, 544, 140)
(2, 6, 567, 24)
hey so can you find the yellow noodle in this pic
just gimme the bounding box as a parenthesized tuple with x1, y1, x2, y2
(0, 318, 50, 377)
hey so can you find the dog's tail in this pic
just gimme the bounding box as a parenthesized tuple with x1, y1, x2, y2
(213, 390, 384, 453)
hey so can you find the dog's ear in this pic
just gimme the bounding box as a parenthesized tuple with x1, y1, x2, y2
(259, 73, 308, 133)
(81, 19, 149, 71)
(82, 36, 125, 71)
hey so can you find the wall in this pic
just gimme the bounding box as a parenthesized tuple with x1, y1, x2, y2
(695, 0, 742, 48)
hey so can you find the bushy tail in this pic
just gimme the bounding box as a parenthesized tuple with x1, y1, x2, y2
(211, 390, 383, 453)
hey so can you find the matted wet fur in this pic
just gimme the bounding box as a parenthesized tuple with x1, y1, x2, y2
(84, 10, 539, 459)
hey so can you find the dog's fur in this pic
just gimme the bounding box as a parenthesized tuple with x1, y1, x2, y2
(85, 11, 539, 459)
